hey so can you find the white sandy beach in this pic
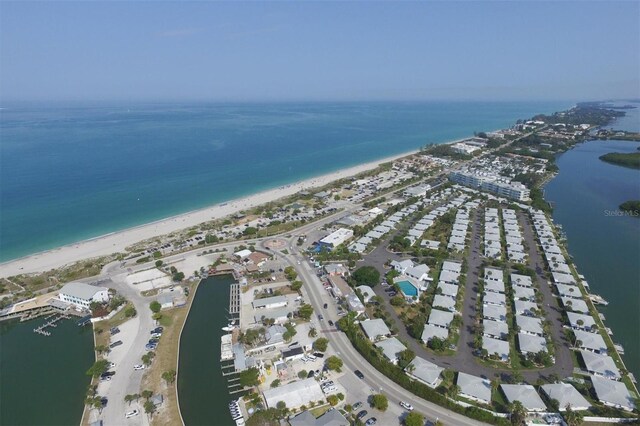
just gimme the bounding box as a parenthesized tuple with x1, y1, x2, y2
(0, 149, 422, 278)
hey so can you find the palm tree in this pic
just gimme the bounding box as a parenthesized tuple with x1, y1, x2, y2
(124, 394, 134, 405)
(508, 400, 527, 426)
(447, 384, 461, 399)
(563, 404, 584, 426)
(141, 390, 153, 400)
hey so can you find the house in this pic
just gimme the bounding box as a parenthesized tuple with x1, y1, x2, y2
(573, 329, 607, 354)
(483, 320, 508, 340)
(406, 264, 432, 282)
(265, 325, 287, 346)
(319, 228, 354, 249)
(441, 261, 462, 273)
(421, 324, 449, 343)
(560, 297, 589, 314)
(281, 346, 305, 362)
(405, 356, 443, 388)
(58, 282, 110, 310)
(515, 315, 543, 336)
(157, 294, 174, 310)
(252, 296, 288, 310)
(484, 280, 505, 294)
(289, 409, 349, 426)
(346, 294, 365, 315)
(234, 249, 253, 259)
(483, 291, 506, 306)
(579, 351, 621, 380)
(437, 283, 459, 298)
(433, 295, 456, 312)
(427, 309, 455, 329)
(514, 300, 539, 316)
(513, 286, 536, 301)
(375, 337, 407, 364)
(247, 251, 270, 266)
(483, 336, 510, 362)
(324, 264, 349, 276)
(390, 259, 414, 274)
(517, 333, 547, 355)
(590, 376, 636, 411)
(356, 285, 375, 304)
(438, 269, 460, 285)
(540, 383, 591, 411)
(556, 283, 581, 299)
(254, 307, 292, 325)
(567, 312, 597, 332)
(456, 372, 492, 405)
(263, 378, 324, 409)
(361, 319, 391, 342)
(500, 385, 547, 411)
(482, 304, 507, 322)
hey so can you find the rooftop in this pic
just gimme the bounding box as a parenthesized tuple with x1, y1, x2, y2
(500, 384, 547, 411)
(591, 375, 636, 411)
(375, 337, 407, 362)
(263, 378, 324, 409)
(427, 309, 455, 328)
(406, 356, 443, 386)
(456, 372, 491, 404)
(540, 383, 591, 411)
(360, 319, 391, 340)
(59, 282, 108, 301)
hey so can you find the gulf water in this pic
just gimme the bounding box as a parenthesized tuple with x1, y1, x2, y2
(0, 101, 568, 262)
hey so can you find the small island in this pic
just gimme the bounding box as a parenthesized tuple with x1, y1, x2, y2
(599, 152, 640, 169)
(620, 200, 640, 217)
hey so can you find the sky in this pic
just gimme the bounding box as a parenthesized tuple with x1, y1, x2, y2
(1, 1, 639, 102)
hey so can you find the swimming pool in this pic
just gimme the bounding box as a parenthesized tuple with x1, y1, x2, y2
(397, 280, 418, 297)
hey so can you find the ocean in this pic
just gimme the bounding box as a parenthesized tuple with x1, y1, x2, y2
(0, 101, 569, 262)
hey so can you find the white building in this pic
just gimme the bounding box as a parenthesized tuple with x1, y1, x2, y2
(58, 282, 109, 310)
(263, 378, 324, 409)
(319, 228, 354, 249)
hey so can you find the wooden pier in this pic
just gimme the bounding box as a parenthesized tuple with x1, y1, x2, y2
(33, 314, 70, 337)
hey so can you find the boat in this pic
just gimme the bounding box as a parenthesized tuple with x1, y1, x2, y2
(222, 324, 237, 332)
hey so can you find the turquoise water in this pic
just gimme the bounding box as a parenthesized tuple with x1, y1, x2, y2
(177, 275, 235, 426)
(0, 318, 95, 425)
(397, 280, 418, 297)
(544, 136, 640, 379)
(0, 101, 569, 262)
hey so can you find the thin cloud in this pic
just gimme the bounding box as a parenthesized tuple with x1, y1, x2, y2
(157, 28, 203, 38)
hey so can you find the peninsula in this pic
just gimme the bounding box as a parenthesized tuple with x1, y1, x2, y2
(1, 103, 638, 426)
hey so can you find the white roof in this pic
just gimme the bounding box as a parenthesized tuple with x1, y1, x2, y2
(567, 312, 597, 330)
(421, 324, 449, 342)
(483, 319, 508, 339)
(234, 249, 252, 258)
(360, 319, 390, 340)
(375, 337, 406, 362)
(500, 385, 547, 411)
(357, 286, 375, 303)
(483, 291, 506, 306)
(482, 304, 507, 321)
(591, 375, 636, 411)
(406, 356, 443, 386)
(437, 282, 459, 298)
(263, 378, 324, 408)
(457, 372, 491, 404)
(540, 383, 591, 411)
(427, 309, 455, 328)
(484, 280, 505, 293)
(514, 300, 539, 316)
(513, 286, 535, 301)
(59, 282, 108, 301)
(574, 330, 607, 353)
(515, 315, 543, 335)
(580, 351, 621, 380)
(517, 333, 547, 354)
(438, 269, 460, 284)
(556, 283, 581, 298)
(441, 261, 462, 273)
(560, 297, 589, 313)
(433, 295, 456, 311)
(483, 336, 509, 360)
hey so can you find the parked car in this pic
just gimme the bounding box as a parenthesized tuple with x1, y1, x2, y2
(109, 340, 123, 348)
(323, 303, 328, 309)
(352, 402, 362, 410)
(356, 410, 368, 420)
(318, 314, 324, 321)
(125, 409, 139, 419)
(110, 327, 120, 335)
(354, 370, 365, 379)
(365, 418, 377, 426)
(328, 320, 334, 326)
(133, 364, 145, 371)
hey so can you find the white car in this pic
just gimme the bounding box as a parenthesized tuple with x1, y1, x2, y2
(133, 364, 145, 371)
(399, 401, 414, 411)
(125, 409, 139, 418)
(108, 362, 116, 368)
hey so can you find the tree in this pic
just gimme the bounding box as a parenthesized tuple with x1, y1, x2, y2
(162, 369, 177, 384)
(447, 384, 461, 399)
(370, 394, 388, 411)
(149, 301, 161, 313)
(124, 394, 136, 405)
(144, 400, 156, 418)
(325, 356, 343, 372)
(298, 370, 308, 379)
(313, 338, 329, 352)
(308, 327, 318, 338)
(390, 296, 406, 307)
(428, 336, 445, 351)
(155, 260, 163, 267)
(271, 379, 281, 388)
(327, 394, 339, 406)
(172, 271, 185, 282)
(284, 266, 297, 281)
(404, 412, 425, 426)
(239, 367, 260, 387)
(243, 227, 257, 236)
(352, 266, 380, 287)
(86, 359, 109, 377)
(509, 400, 527, 426)
(290, 280, 303, 292)
(548, 398, 560, 412)
(141, 390, 153, 400)
(125, 306, 137, 317)
(298, 304, 313, 320)
(397, 349, 415, 369)
(563, 404, 584, 426)
(95, 344, 109, 354)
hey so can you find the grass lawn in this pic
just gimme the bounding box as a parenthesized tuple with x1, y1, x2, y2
(309, 404, 331, 418)
(141, 281, 197, 426)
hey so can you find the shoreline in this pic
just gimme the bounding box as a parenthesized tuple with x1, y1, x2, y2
(0, 145, 436, 277)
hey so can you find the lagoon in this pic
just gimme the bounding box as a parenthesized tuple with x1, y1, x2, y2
(0, 318, 94, 425)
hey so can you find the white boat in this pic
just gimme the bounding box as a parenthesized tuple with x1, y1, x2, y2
(222, 324, 237, 332)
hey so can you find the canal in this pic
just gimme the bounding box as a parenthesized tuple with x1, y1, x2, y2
(0, 317, 94, 425)
(178, 275, 236, 426)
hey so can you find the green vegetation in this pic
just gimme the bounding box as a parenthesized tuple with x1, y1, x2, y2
(284, 266, 297, 281)
(404, 412, 425, 426)
(298, 304, 314, 320)
(239, 367, 260, 387)
(619, 200, 640, 216)
(351, 266, 381, 287)
(86, 359, 110, 377)
(599, 152, 640, 169)
(161, 369, 176, 384)
(370, 393, 388, 411)
(325, 355, 343, 372)
(149, 301, 161, 313)
(313, 337, 329, 352)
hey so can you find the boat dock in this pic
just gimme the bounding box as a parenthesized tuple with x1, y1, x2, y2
(33, 313, 70, 336)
